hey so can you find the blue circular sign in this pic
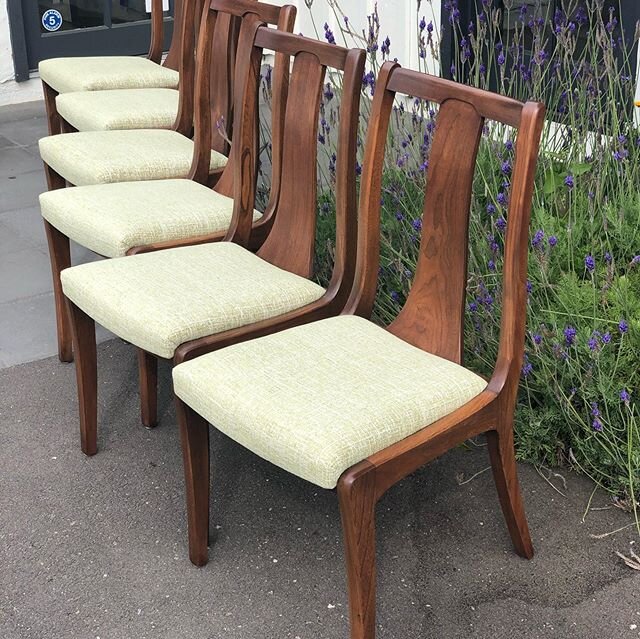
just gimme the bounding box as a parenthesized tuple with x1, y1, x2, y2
(42, 9, 63, 32)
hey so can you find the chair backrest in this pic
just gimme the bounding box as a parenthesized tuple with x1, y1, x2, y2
(186, 0, 296, 179)
(225, 24, 365, 304)
(160, 0, 187, 70)
(345, 63, 545, 395)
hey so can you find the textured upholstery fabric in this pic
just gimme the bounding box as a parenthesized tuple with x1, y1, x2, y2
(40, 180, 262, 258)
(56, 88, 180, 131)
(39, 57, 179, 94)
(61, 243, 326, 359)
(173, 316, 488, 489)
(38, 130, 227, 186)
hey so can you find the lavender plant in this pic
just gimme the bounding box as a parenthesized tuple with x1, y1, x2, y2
(259, 0, 640, 507)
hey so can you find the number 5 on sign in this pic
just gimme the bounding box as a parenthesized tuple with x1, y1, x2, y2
(42, 9, 63, 32)
(145, 0, 170, 11)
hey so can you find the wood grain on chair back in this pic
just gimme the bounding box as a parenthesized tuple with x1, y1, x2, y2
(188, 1, 296, 186)
(252, 30, 365, 285)
(348, 63, 545, 389)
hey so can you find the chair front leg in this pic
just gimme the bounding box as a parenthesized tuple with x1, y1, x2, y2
(42, 82, 61, 136)
(67, 300, 98, 456)
(486, 426, 534, 559)
(44, 219, 73, 363)
(176, 397, 210, 567)
(137, 349, 158, 428)
(337, 461, 378, 639)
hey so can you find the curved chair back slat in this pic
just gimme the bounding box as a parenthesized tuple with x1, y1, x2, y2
(188, 1, 297, 186)
(347, 61, 545, 390)
(250, 29, 365, 284)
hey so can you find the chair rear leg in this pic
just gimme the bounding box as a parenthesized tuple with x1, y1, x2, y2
(337, 462, 378, 639)
(176, 397, 210, 567)
(486, 427, 534, 559)
(137, 349, 158, 428)
(44, 218, 73, 363)
(67, 300, 98, 456)
(42, 82, 61, 136)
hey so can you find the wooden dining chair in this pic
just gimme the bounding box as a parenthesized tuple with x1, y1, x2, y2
(38, 0, 230, 194)
(61, 22, 366, 456)
(171, 62, 545, 638)
(40, 0, 188, 136)
(40, 0, 295, 367)
(52, 1, 248, 134)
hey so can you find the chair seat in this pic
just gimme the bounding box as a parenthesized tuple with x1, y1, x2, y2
(56, 88, 180, 132)
(39, 57, 179, 94)
(38, 130, 226, 186)
(40, 179, 262, 258)
(172, 316, 488, 489)
(61, 243, 326, 359)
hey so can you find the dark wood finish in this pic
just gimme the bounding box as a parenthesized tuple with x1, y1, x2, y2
(179, 60, 545, 639)
(147, 0, 165, 64)
(43, 82, 61, 137)
(63, 7, 300, 443)
(42, 166, 73, 363)
(138, 350, 158, 428)
(66, 301, 97, 456)
(337, 461, 378, 639)
(43, 0, 292, 380)
(176, 397, 210, 566)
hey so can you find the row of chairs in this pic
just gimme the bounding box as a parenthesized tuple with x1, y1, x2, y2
(36, 1, 545, 637)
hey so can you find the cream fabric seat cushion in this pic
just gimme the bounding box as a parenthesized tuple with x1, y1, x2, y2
(61, 243, 326, 359)
(39, 57, 179, 94)
(173, 315, 488, 489)
(56, 88, 180, 131)
(40, 180, 262, 258)
(38, 130, 226, 186)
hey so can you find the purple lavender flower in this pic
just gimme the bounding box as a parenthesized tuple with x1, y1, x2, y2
(419, 16, 427, 31)
(620, 388, 631, 404)
(532, 229, 544, 248)
(486, 203, 496, 215)
(619, 319, 628, 334)
(564, 325, 577, 346)
(501, 161, 512, 175)
(631, 255, 640, 265)
(505, 140, 514, 152)
(521, 359, 533, 378)
(412, 218, 422, 232)
(488, 259, 496, 271)
(533, 334, 542, 345)
(323, 23, 336, 45)
(548, 235, 558, 247)
(526, 280, 532, 294)
(584, 255, 595, 272)
(497, 192, 508, 206)
(497, 52, 506, 66)
(601, 332, 611, 344)
(588, 337, 598, 351)
(564, 174, 574, 189)
(604, 252, 612, 264)
(395, 211, 404, 221)
(592, 418, 603, 432)
(496, 217, 507, 232)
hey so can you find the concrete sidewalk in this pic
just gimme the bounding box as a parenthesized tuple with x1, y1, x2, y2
(0, 101, 110, 368)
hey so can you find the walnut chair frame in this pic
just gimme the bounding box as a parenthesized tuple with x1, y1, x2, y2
(178, 62, 545, 638)
(43, 0, 190, 137)
(65, 20, 366, 455)
(44, 0, 295, 368)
